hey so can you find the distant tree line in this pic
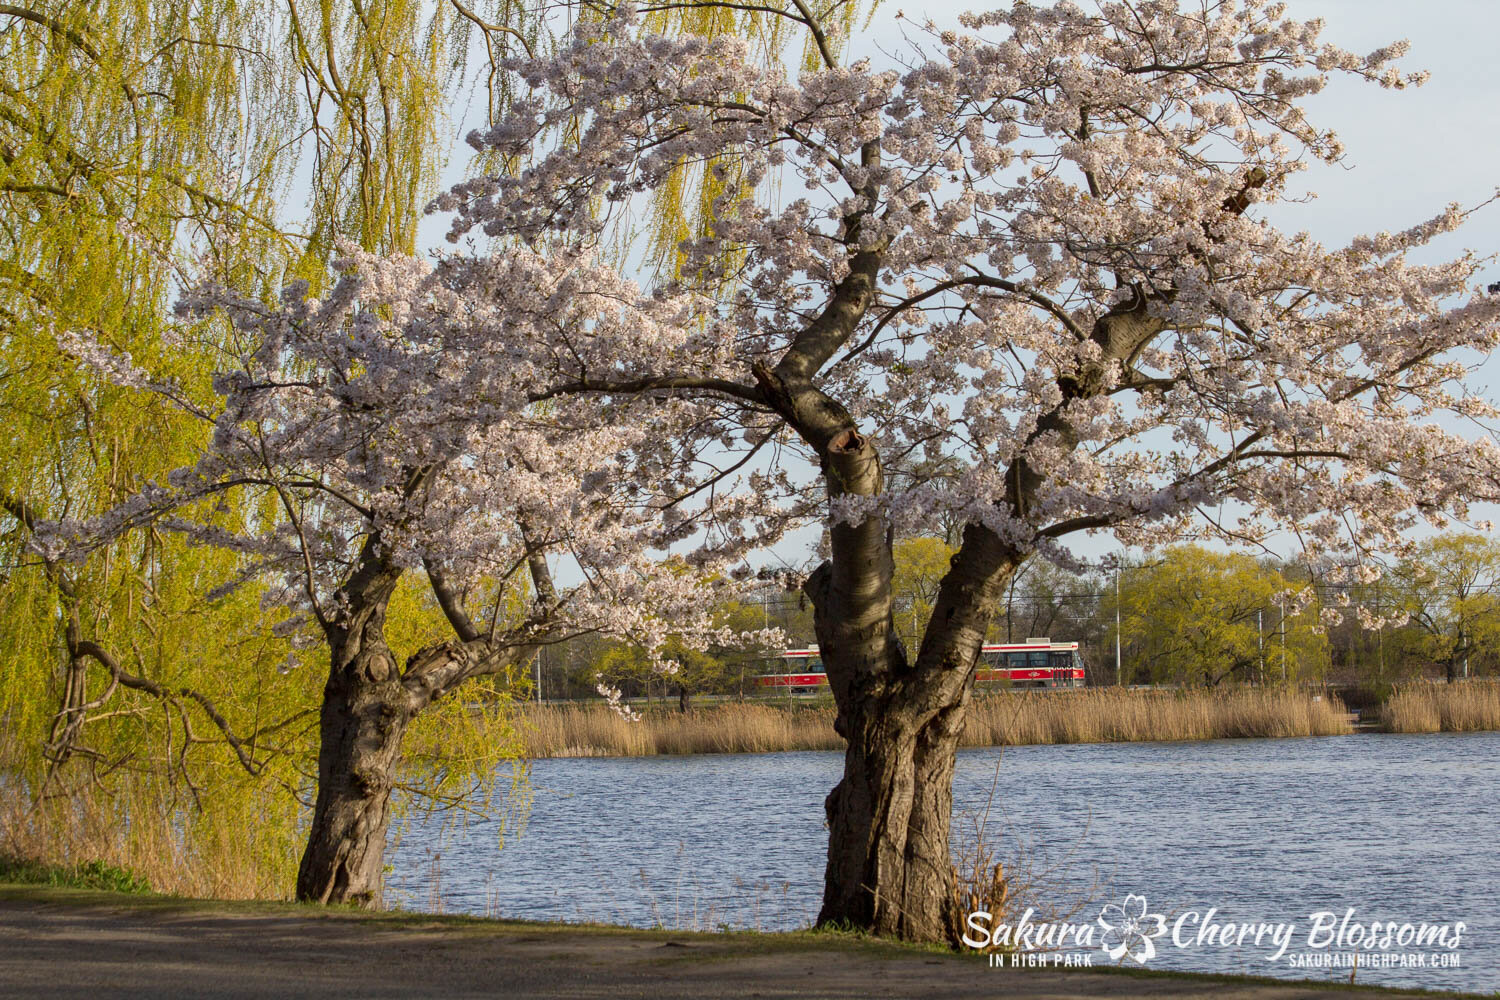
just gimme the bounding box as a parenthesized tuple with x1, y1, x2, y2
(542, 534, 1500, 702)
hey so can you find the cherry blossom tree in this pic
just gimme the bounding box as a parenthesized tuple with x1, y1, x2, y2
(43, 246, 776, 905)
(434, 0, 1500, 941)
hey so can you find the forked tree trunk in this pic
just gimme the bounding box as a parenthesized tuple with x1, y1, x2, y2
(750, 311, 1040, 942)
(296, 622, 411, 905)
(811, 519, 1024, 943)
(291, 531, 548, 907)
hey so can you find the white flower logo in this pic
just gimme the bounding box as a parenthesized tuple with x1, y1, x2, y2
(1097, 894, 1167, 964)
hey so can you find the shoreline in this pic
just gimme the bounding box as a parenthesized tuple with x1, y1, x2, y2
(0, 884, 1484, 999)
(522, 687, 1357, 758)
(522, 683, 1500, 759)
(533, 726, 1375, 759)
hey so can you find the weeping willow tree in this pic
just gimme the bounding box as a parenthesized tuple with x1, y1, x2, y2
(1, 0, 302, 896)
(0, 0, 534, 897)
(1, 0, 873, 901)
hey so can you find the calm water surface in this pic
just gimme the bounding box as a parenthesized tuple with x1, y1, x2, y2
(388, 732, 1498, 992)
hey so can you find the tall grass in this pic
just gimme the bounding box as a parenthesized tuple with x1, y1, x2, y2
(523, 701, 841, 756)
(961, 686, 1352, 746)
(0, 769, 302, 899)
(948, 760, 1101, 950)
(524, 687, 1353, 758)
(1380, 680, 1500, 733)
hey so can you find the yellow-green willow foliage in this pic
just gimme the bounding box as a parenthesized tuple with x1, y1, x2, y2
(1, 1, 297, 893)
(634, 0, 878, 287)
(286, 0, 524, 264)
(0, 0, 525, 895)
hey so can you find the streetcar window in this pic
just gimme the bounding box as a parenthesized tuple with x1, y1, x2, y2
(1006, 652, 1027, 668)
(1028, 651, 1050, 667)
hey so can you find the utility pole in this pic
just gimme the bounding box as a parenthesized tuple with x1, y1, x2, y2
(1280, 606, 1287, 681)
(534, 648, 542, 703)
(1115, 564, 1122, 686)
(1257, 608, 1264, 684)
(1377, 578, 1385, 681)
(1462, 622, 1470, 679)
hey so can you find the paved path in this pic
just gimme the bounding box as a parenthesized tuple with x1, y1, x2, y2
(0, 888, 1466, 999)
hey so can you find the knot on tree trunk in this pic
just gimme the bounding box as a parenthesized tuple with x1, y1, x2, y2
(802, 560, 833, 612)
(357, 649, 397, 683)
(828, 428, 865, 453)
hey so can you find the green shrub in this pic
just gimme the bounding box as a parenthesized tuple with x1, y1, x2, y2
(0, 854, 154, 894)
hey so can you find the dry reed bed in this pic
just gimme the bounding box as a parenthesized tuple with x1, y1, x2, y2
(523, 687, 1353, 758)
(961, 686, 1352, 745)
(1380, 680, 1500, 733)
(522, 701, 841, 756)
(0, 769, 299, 900)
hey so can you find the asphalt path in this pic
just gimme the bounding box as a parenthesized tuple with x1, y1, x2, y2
(0, 888, 1469, 1000)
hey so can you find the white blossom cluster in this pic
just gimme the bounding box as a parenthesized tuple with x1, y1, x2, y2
(49, 245, 787, 671)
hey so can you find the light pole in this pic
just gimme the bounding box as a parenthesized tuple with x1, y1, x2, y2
(1115, 564, 1122, 686)
(1257, 608, 1264, 684)
(1280, 605, 1287, 681)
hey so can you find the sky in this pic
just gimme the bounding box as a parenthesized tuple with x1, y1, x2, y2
(418, 0, 1500, 578)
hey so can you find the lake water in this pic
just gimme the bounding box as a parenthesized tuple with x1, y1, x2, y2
(388, 732, 1498, 993)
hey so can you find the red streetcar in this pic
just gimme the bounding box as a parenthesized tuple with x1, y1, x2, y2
(974, 639, 1086, 687)
(755, 639, 1086, 692)
(755, 648, 828, 692)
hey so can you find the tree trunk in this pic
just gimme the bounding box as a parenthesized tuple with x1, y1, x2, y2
(291, 523, 550, 907)
(295, 627, 411, 906)
(816, 663, 973, 941)
(751, 342, 1034, 944)
(812, 519, 1024, 944)
(296, 538, 407, 907)
(293, 551, 545, 906)
(678, 684, 691, 713)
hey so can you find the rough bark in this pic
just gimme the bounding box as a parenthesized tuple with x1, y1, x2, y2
(295, 629, 411, 905)
(811, 517, 1024, 943)
(296, 536, 552, 906)
(295, 543, 406, 906)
